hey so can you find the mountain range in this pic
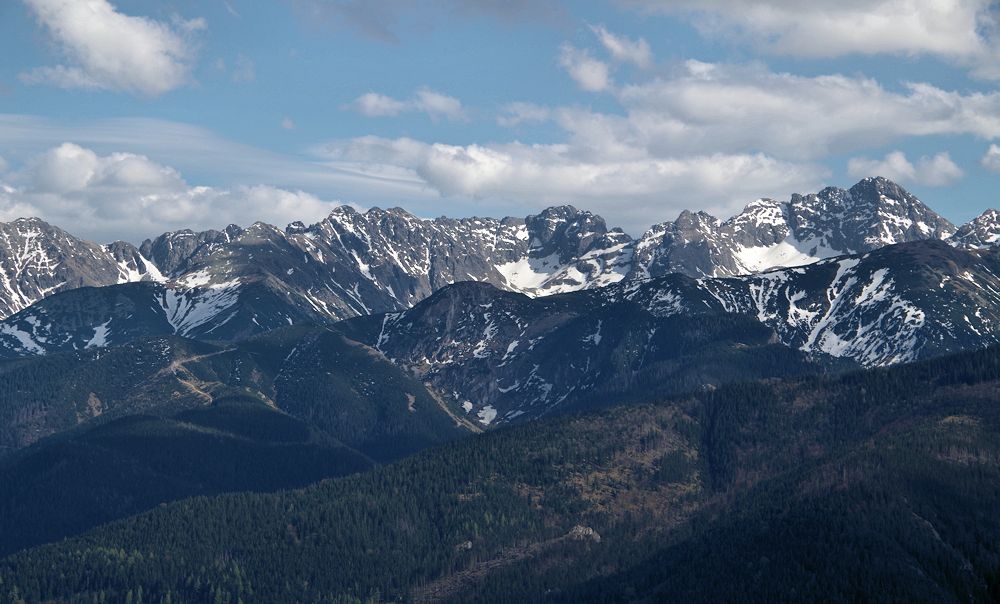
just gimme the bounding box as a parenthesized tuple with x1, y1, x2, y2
(0, 176, 992, 329)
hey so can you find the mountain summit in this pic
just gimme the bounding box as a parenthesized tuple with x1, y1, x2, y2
(631, 176, 956, 278)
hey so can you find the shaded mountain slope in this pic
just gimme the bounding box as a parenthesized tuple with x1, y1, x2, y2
(0, 396, 373, 558)
(0, 326, 469, 459)
(345, 240, 1000, 425)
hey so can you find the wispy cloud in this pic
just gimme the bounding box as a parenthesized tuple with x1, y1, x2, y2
(624, 0, 1000, 79)
(0, 114, 432, 219)
(590, 25, 652, 69)
(346, 88, 468, 121)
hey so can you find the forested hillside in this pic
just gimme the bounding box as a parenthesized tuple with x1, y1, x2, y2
(0, 326, 470, 559)
(3, 344, 998, 602)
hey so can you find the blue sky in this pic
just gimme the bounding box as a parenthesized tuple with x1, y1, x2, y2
(1, 0, 1000, 242)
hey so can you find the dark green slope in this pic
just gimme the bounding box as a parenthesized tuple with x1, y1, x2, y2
(0, 326, 469, 461)
(3, 346, 1000, 602)
(0, 397, 373, 558)
(241, 325, 476, 462)
(0, 336, 220, 456)
(0, 326, 470, 560)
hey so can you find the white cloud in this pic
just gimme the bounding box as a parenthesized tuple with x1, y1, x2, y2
(982, 145, 1000, 172)
(20, 0, 202, 96)
(281, 117, 296, 130)
(351, 92, 410, 117)
(0, 143, 347, 242)
(590, 25, 653, 68)
(558, 44, 611, 92)
(847, 150, 964, 187)
(28, 143, 185, 194)
(608, 61, 1000, 160)
(627, 1, 993, 60)
(174, 15, 207, 33)
(413, 88, 466, 121)
(346, 88, 467, 121)
(320, 135, 827, 232)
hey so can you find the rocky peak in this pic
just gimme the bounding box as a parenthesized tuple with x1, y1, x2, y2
(726, 198, 789, 247)
(286, 221, 308, 234)
(140, 225, 247, 277)
(525, 205, 616, 260)
(950, 209, 1000, 249)
(674, 210, 717, 232)
(846, 177, 956, 245)
(0, 217, 151, 317)
(848, 175, 912, 203)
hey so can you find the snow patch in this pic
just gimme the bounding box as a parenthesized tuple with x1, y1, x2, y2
(477, 405, 497, 425)
(85, 320, 111, 349)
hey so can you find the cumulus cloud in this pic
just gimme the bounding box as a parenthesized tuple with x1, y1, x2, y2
(590, 25, 653, 68)
(0, 143, 346, 242)
(558, 44, 611, 92)
(20, 0, 202, 96)
(319, 135, 828, 232)
(847, 151, 965, 187)
(626, 1, 993, 61)
(346, 88, 467, 120)
(981, 144, 1000, 172)
(27, 143, 185, 194)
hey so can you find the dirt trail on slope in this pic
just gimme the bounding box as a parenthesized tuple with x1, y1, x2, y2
(424, 384, 483, 433)
(153, 349, 236, 404)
